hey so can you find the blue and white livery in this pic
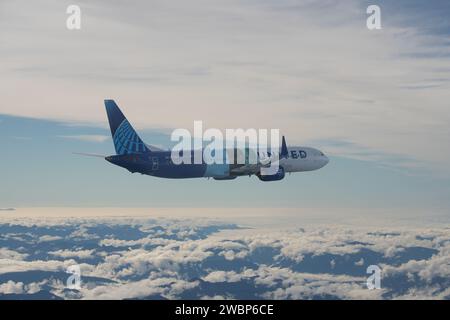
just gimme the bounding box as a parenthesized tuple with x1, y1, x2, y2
(101, 100, 329, 182)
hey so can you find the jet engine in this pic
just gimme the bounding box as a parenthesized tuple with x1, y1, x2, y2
(257, 166, 285, 182)
(213, 176, 238, 180)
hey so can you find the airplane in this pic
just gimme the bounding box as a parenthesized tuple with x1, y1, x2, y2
(84, 100, 329, 182)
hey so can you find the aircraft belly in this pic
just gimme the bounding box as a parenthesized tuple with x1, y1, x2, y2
(204, 164, 230, 178)
(283, 159, 310, 172)
(151, 163, 207, 178)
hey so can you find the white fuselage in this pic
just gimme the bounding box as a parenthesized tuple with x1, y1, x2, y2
(281, 146, 329, 172)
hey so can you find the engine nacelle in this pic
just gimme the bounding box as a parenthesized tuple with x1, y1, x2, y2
(213, 176, 237, 180)
(257, 166, 285, 182)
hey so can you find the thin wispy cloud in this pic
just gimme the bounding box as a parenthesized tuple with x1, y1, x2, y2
(0, 0, 449, 174)
(11, 136, 32, 140)
(58, 135, 110, 143)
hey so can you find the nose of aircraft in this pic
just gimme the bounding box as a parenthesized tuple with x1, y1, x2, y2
(322, 154, 329, 167)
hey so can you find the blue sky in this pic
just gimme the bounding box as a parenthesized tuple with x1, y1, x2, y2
(1, 0, 450, 217)
(1, 113, 450, 212)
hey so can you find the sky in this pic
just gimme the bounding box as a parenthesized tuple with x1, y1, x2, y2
(1, 0, 450, 218)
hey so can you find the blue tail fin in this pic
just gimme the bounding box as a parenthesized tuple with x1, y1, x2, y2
(104, 100, 149, 155)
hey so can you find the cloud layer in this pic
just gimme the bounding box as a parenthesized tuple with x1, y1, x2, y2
(0, 215, 448, 299)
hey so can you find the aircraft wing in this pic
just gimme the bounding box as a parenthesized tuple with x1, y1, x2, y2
(145, 144, 167, 152)
(229, 164, 261, 176)
(73, 152, 106, 158)
(227, 136, 288, 176)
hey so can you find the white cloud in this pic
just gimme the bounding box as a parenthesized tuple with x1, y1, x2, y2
(58, 135, 110, 143)
(0, 280, 24, 294)
(252, 265, 385, 300)
(26, 281, 43, 294)
(383, 252, 450, 283)
(81, 276, 199, 300)
(99, 236, 171, 248)
(49, 249, 95, 259)
(0, 258, 73, 275)
(200, 295, 230, 300)
(38, 235, 63, 242)
(0, 248, 28, 260)
(202, 270, 244, 283)
(219, 249, 248, 261)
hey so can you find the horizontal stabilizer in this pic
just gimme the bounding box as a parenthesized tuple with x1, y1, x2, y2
(73, 152, 106, 158)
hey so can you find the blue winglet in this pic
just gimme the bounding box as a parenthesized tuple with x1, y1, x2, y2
(280, 136, 288, 158)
